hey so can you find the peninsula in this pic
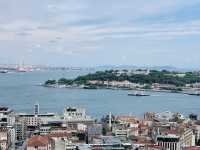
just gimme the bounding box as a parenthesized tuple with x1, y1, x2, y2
(44, 69, 200, 94)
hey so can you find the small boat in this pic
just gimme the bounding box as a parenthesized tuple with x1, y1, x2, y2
(83, 85, 97, 89)
(128, 91, 150, 96)
(188, 93, 200, 96)
(187, 91, 200, 96)
(0, 70, 8, 73)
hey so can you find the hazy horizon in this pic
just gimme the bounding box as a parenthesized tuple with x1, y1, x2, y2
(1, 0, 200, 68)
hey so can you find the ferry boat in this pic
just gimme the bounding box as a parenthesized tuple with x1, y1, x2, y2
(187, 91, 200, 96)
(128, 91, 150, 96)
(16, 66, 33, 72)
(16, 61, 34, 72)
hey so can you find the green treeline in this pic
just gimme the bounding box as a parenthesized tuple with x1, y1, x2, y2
(45, 70, 200, 87)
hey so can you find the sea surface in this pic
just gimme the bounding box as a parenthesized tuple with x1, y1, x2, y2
(0, 70, 199, 118)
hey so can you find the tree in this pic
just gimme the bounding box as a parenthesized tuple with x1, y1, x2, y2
(58, 78, 73, 85)
(45, 80, 56, 85)
(196, 139, 200, 146)
(102, 127, 107, 136)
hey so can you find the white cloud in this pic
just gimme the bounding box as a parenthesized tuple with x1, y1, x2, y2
(1, 0, 200, 66)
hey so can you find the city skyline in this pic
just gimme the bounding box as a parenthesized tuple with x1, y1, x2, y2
(0, 0, 200, 68)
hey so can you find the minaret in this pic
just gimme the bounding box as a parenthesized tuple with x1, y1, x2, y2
(34, 102, 39, 115)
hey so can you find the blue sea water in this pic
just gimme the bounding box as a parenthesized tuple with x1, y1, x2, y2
(0, 70, 199, 118)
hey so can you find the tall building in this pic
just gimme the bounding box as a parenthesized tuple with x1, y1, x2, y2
(34, 102, 39, 115)
(180, 129, 195, 148)
(0, 107, 15, 127)
(0, 128, 8, 150)
(8, 127, 15, 149)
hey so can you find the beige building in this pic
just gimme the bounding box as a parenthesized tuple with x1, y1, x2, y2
(27, 136, 54, 150)
(180, 128, 195, 148)
(0, 128, 8, 150)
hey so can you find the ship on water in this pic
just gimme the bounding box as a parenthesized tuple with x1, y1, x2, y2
(187, 91, 200, 96)
(16, 66, 32, 72)
(16, 61, 33, 72)
(128, 91, 150, 96)
(0, 70, 8, 73)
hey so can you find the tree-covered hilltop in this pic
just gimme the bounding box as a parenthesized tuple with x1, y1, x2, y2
(44, 70, 200, 87)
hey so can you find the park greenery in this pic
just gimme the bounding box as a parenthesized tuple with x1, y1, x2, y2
(44, 70, 200, 87)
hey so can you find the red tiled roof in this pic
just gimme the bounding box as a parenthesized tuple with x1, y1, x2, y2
(28, 136, 50, 147)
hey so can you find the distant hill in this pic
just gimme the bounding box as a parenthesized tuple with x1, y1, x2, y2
(94, 65, 198, 72)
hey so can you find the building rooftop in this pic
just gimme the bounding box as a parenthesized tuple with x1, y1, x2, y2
(48, 132, 71, 138)
(154, 111, 174, 122)
(116, 116, 138, 124)
(0, 107, 8, 111)
(18, 112, 55, 117)
(27, 136, 51, 147)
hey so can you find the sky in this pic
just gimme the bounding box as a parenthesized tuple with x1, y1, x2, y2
(0, 0, 200, 68)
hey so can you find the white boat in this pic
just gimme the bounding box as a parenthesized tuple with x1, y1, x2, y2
(0, 70, 8, 73)
(187, 91, 200, 96)
(16, 66, 33, 72)
(128, 91, 150, 96)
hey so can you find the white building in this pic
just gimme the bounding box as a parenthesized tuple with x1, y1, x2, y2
(154, 111, 175, 122)
(0, 128, 8, 150)
(155, 128, 195, 150)
(8, 127, 15, 149)
(114, 129, 129, 138)
(64, 107, 92, 122)
(40, 126, 51, 135)
(180, 128, 195, 148)
(156, 134, 181, 150)
(0, 107, 15, 127)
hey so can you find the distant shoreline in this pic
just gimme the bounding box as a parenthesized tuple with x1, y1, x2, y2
(43, 69, 200, 96)
(42, 84, 200, 97)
